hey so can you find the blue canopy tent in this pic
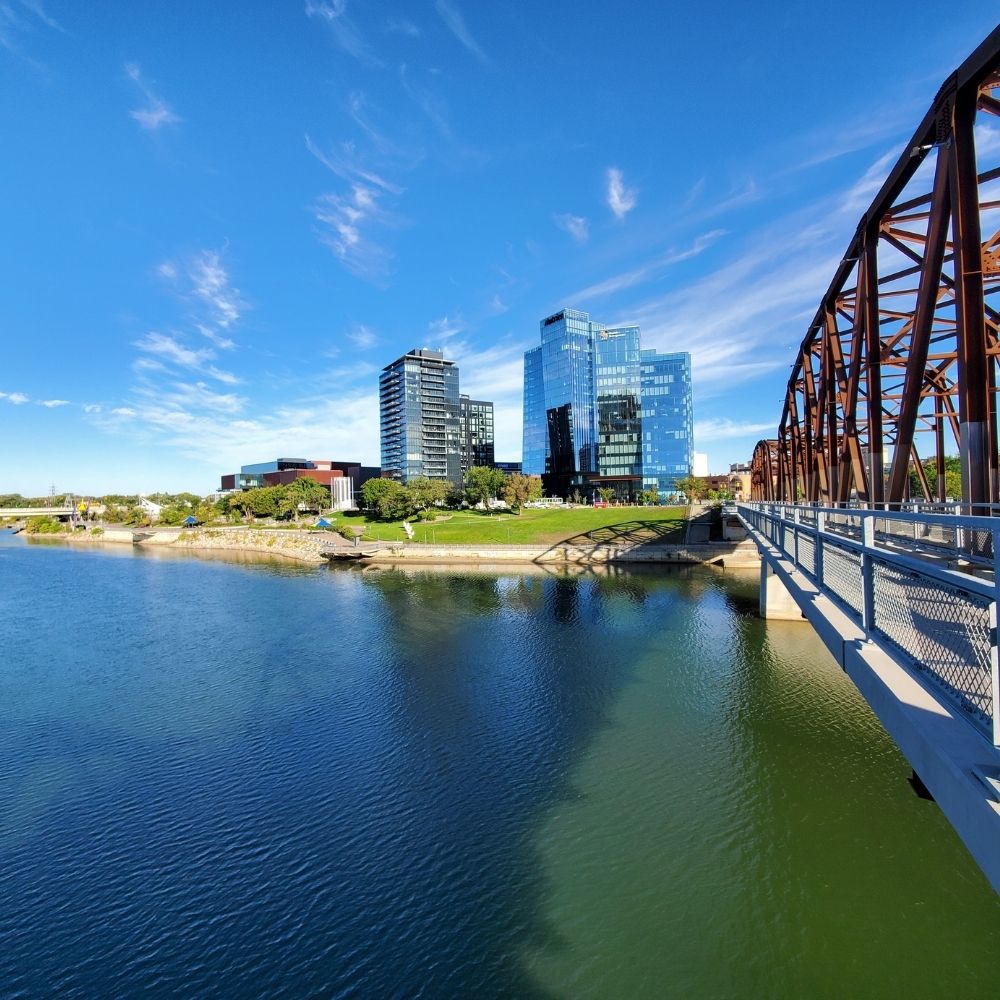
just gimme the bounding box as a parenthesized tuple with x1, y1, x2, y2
(182, 515, 199, 527)
(314, 517, 332, 528)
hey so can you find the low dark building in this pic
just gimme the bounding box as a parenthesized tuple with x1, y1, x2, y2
(218, 458, 382, 510)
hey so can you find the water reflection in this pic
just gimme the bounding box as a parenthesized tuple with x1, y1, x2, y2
(1, 540, 999, 999)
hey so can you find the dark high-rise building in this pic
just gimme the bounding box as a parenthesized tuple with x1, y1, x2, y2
(459, 395, 495, 473)
(379, 348, 462, 485)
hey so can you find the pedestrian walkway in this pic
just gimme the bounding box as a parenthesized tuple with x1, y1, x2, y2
(685, 503, 714, 543)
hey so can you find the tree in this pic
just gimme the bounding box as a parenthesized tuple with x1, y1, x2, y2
(157, 505, 189, 526)
(639, 487, 660, 506)
(597, 487, 615, 504)
(194, 498, 223, 524)
(148, 491, 200, 508)
(465, 466, 506, 510)
(361, 478, 397, 511)
(223, 486, 281, 522)
(674, 475, 709, 501)
(406, 477, 451, 513)
(502, 473, 543, 513)
(908, 455, 962, 502)
(282, 477, 331, 520)
(375, 481, 412, 520)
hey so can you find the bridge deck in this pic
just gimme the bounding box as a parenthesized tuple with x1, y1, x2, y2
(739, 502, 1000, 895)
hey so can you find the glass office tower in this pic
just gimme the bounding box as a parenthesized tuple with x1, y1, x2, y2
(522, 308, 643, 499)
(459, 395, 496, 473)
(640, 349, 693, 497)
(523, 309, 692, 500)
(379, 348, 462, 485)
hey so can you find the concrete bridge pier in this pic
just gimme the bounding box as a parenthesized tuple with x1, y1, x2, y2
(760, 562, 805, 621)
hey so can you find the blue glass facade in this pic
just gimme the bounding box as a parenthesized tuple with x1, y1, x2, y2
(522, 308, 644, 498)
(640, 350, 693, 496)
(522, 309, 692, 499)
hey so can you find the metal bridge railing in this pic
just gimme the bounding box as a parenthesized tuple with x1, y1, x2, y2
(738, 502, 1000, 747)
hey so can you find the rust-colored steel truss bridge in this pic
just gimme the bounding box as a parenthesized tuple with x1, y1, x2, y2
(751, 26, 1000, 507)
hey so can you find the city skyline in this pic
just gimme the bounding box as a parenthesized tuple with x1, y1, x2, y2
(3, 3, 999, 494)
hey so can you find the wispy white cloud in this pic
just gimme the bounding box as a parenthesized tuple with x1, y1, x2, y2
(838, 148, 899, 217)
(690, 179, 761, 223)
(779, 102, 918, 176)
(97, 392, 383, 471)
(554, 213, 589, 243)
(347, 323, 377, 349)
(125, 62, 181, 131)
(399, 63, 455, 142)
(606, 167, 637, 221)
(320, 360, 380, 384)
(628, 244, 832, 395)
(312, 186, 395, 281)
(571, 229, 726, 302)
(694, 417, 777, 443)
(136, 331, 213, 369)
(386, 17, 420, 37)
(434, 0, 489, 63)
(448, 336, 528, 460)
(189, 251, 245, 330)
(83, 404, 102, 414)
(196, 324, 235, 351)
(134, 331, 240, 386)
(0, 0, 61, 61)
(205, 366, 241, 386)
(306, 133, 404, 195)
(305, 0, 382, 68)
(38, 398, 69, 408)
(1, 391, 29, 404)
(17, 0, 60, 30)
(307, 134, 403, 282)
(346, 91, 419, 162)
(136, 379, 245, 416)
(428, 314, 463, 342)
(975, 121, 1000, 158)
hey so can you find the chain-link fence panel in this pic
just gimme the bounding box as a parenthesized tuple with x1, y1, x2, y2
(872, 561, 993, 733)
(796, 532, 816, 578)
(820, 541, 864, 619)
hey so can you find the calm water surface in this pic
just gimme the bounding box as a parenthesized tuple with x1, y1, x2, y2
(1, 531, 999, 998)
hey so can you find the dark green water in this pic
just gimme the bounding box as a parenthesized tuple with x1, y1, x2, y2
(1, 531, 998, 998)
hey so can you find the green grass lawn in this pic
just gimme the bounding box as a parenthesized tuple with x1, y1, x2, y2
(327, 506, 688, 546)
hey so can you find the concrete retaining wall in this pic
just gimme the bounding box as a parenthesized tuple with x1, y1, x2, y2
(359, 540, 760, 567)
(33, 526, 762, 568)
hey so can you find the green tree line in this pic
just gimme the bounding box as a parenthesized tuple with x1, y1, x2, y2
(361, 468, 543, 520)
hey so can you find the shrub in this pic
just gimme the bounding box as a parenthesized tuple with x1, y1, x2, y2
(24, 516, 65, 535)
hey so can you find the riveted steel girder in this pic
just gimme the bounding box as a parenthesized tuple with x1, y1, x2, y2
(751, 27, 1000, 508)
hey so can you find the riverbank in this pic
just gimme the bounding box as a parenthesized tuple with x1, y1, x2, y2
(25, 524, 761, 567)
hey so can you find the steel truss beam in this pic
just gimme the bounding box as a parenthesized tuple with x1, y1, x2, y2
(751, 27, 1000, 507)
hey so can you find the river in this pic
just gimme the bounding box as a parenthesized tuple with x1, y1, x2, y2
(1, 530, 998, 998)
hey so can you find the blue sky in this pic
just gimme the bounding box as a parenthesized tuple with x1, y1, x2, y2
(2, 2, 998, 496)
